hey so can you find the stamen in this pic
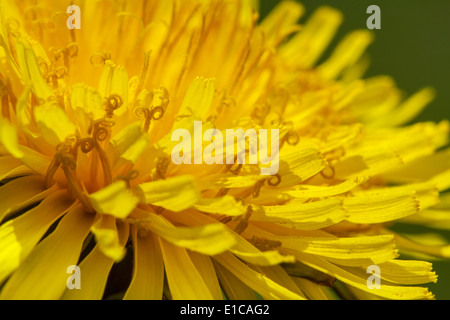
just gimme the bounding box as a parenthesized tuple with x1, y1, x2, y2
(216, 188, 229, 197)
(38, 60, 50, 75)
(55, 66, 68, 78)
(60, 153, 95, 214)
(227, 151, 246, 175)
(92, 124, 113, 187)
(286, 130, 300, 146)
(159, 87, 170, 108)
(90, 53, 112, 66)
(251, 99, 270, 125)
(146, 106, 165, 132)
(84, 120, 114, 189)
(6, 18, 20, 37)
(151, 106, 165, 120)
(233, 205, 253, 234)
(46, 141, 70, 188)
(324, 147, 346, 162)
(45, 19, 57, 33)
(219, 216, 232, 224)
(253, 179, 265, 198)
(227, 163, 243, 175)
(137, 227, 149, 238)
(153, 156, 170, 180)
(135, 100, 166, 132)
(320, 165, 336, 179)
(116, 169, 140, 188)
(0, 80, 10, 118)
(45, 156, 61, 188)
(6, 19, 19, 62)
(267, 173, 282, 187)
(46, 139, 95, 214)
(135, 106, 150, 120)
(136, 51, 152, 95)
(93, 126, 109, 142)
(222, 94, 236, 109)
(79, 137, 95, 153)
(105, 94, 123, 117)
(31, 19, 54, 40)
(282, 260, 336, 287)
(249, 236, 282, 251)
(253, 174, 281, 198)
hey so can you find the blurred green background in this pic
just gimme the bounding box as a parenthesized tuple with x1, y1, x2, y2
(259, 0, 450, 299)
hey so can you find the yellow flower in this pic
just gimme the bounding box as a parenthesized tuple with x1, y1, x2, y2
(0, 0, 449, 300)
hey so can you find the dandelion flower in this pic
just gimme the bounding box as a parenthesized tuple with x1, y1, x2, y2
(0, 0, 449, 300)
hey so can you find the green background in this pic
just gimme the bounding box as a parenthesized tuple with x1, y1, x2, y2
(259, 0, 450, 299)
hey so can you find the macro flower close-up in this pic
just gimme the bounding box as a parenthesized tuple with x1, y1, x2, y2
(0, 0, 449, 301)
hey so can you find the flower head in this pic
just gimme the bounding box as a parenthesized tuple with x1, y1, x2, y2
(0, 0, 449, 300)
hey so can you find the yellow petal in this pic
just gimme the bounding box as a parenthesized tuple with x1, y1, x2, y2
(293, 277, 334, 300)
(34, 102, 76, 146)
(230, 233, 295, 266)
(393, 233, 450, 259)
(0, 118, 24, 158)
(278, 148, 327, 186)
(260, 1, 304, 47)
(319, 30, 374, 80)
(133, 208, 236, 256)
(0, 2, 20, 76)
(344, 260, 437, 285)
(401, 209, 450, 230)
(0, 204, 95, 300)
(354, 181, 440, 211)
(16, 38, 53, 101)
(349, 76, 401, 122)
(430, 169, 450, 192)
(0, 163, 33, 181)
(281, 6, 343, 68)
(214, 262, 258, 300)
(110, 122, 150, 164)
(159, 238, 214, 300)
(193, 195, 247, 216)
(0, 175, 54, 222)
(98, 60, 129, 117)
(0, 121, 59, 177)
(89, 180, 139, 219)
(0, 190, 73, 284)
(198, 174, 264, 189)
(278, 235, 397, 267)
(343, 191, 422, 224)
(123, 227, 164, 300)
(137, 175, 200, 212)
(177, 77, 215, 122)
(214, 252, 305, 300)
(62, 221, 129, 300)
(163, 208, 295, 265)
(61, 245, 112, 300)
(290, 251, 434, 300)
(320, 124, 364, 153)
(0, 155, 33, 180)
(284, 176, 368, 198)
(91, 215, 128, 262)
(257, 265, 306, 298)
(188, 251, 223, 300)
(371, 87, 435, 128)
(383, 149, 450, 184)
(337, 122, 449, 178)
(251, 198, 346, 230)
(69, 84, 104, 134)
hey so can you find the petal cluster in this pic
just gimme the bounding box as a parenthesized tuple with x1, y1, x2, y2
(0, 0, 448, 300)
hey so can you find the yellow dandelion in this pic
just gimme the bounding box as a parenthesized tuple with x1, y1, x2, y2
(0, 0, 449, 300)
